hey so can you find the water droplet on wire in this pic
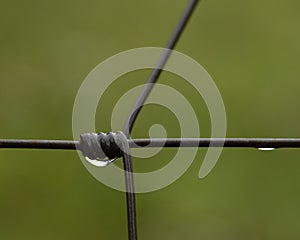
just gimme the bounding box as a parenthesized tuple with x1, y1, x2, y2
(84, 156, 117, 167)
(258, 148, 275, 151)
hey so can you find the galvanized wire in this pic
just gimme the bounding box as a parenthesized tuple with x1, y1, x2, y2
(1, 138, 300, 150)
(1, 0, 298, 240)
(123, 0, 200, 137)
(122, 1, 200, 239)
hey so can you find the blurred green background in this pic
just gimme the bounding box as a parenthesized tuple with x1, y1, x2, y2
(0, 0, 300, 239)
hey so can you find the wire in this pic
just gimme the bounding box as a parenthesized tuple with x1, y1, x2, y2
(122, 1, 200, 239)
(0, 1, 296, 240)
(1, 138, 300, 150)
(131, 138, 300, 148)
(118, 134, 138, 240)
(0, 139, 78, 149)
(123, 0, 200, 137)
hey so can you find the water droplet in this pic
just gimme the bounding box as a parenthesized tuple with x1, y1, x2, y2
(258, 148, 275, 151)
(84, 156, 117, 167)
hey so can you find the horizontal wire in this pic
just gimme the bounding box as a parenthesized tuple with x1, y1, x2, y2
(132, 138, 300, 148)
(1, 138, 300, 150)
(0, 139, 79, 150)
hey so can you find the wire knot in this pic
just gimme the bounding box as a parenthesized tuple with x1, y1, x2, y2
(79, 131, 127, 162)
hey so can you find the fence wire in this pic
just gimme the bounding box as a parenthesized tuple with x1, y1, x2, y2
(1, 138, 300, 150)
(1, 0, 299, 240)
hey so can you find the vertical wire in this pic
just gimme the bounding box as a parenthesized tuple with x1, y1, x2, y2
(122, 1, 200, 240)
(122, 154, 137, 240)
(116, 132, 138, 240)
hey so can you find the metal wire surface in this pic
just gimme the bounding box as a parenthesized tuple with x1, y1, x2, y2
(1, 138, 300, 150)
(121, 0, 200, 239)
(1, 0, 299, 240)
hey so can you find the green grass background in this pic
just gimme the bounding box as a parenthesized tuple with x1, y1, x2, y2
(0, 0, 300, 239)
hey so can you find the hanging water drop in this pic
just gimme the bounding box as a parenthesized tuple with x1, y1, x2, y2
(84, 156, 117, 167)
(258, 148, 275, 151)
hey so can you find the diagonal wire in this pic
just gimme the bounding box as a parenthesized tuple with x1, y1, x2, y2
(122, 1, 200, 240)
(123, 0, 200, 137)
(0, 1, 298, 240)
